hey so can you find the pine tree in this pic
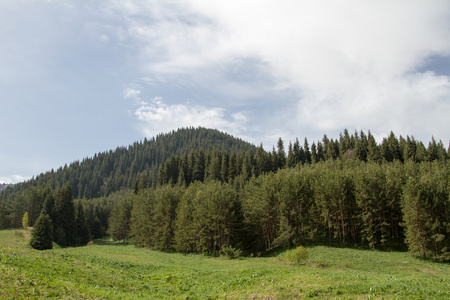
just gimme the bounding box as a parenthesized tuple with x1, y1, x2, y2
(367, 132, 381, 163)
(109, 197, 132, 242)
(311, 142, 318, 163)
(53, 183, 76, 247)
(220, 152, 229, 182)
(287, 142, 295, 168)
(404, 136, 417, 162)
(193, 149, 206, 182)
(25, 186, 44, 226)
(276, 138, 286, 169)
(0, 204, 6, 229)
(75, 203, 90, 246)
(30, 214, 53, 250)
(304, 138, 311, 164)
(41, 190, 55, 223)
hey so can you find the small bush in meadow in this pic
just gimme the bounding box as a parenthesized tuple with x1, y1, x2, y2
(287, 246, 309, 265)
(220, 245, 242, 259)
(22, 212, 29, 229)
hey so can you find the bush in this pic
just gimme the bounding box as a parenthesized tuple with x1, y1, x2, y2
(220, 245, 242, 259)
(287, 246, 309, 265)
(22, 212, 29, 229)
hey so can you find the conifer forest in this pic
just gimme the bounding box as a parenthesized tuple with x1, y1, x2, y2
(1, 127, 449, 261)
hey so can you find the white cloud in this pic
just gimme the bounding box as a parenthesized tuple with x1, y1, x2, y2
(0, 175, 30, 184)
(110, 0, 450, 143)
(123, 86, 142, 100)
(133, 97, 249, 140)
(99, 34, 109, 42)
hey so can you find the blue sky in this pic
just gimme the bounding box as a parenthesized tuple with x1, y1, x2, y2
(1, 0, 450, 184)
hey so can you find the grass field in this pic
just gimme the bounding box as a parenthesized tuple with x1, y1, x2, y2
(1, 229, 449, 299)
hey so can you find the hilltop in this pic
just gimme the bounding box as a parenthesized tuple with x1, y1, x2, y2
(0, 127, 256, 200)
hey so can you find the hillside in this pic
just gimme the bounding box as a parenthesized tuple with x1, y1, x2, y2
(0, 127, 257, 200)
(0, 183, 12, 192)
(1, 128, 448, 261)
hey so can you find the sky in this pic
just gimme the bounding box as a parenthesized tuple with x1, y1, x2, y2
(1, 0, 450, 184)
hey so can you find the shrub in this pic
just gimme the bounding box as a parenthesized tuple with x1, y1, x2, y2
(220, 245, 242, 259)
(22, 212, 29, 229)
(287, 246, 309, 265)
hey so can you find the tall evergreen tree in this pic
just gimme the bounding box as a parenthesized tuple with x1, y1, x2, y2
(192, 149, 206, 182)
(0, 204, 6, 229)
(367, 132, 381, 163)
(30, 214, 53, 250)
(75, 203, 90, 246)
(109, 197, 132, 242)
(220, 152, 229, 182)
(311, 142, 318, 163)
(276, 138, 286, 169)
(53, 183, 76, 247)
(41, 189, 55, 223)
(287, 142, 295, 168)
(304, 138, 311, 164)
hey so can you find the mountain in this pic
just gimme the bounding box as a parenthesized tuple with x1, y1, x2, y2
(0, 127, 257, 201)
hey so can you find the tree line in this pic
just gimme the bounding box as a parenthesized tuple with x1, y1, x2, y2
(1, 129, 448, 261)
(108, 159, 449, 261)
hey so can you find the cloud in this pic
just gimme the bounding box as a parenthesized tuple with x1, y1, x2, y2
(133, 97, 249, 140)
(110, 0, 450, 143)
(99, 34, 109, 42)
(0, 175, 30, 184)
(123, 86, 142, 100)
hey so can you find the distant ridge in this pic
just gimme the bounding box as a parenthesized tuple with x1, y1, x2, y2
(0, 127, 257, 200)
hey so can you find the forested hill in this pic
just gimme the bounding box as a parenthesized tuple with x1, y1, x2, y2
(0, 127, 257, 200)
(0, 183, 12, 192)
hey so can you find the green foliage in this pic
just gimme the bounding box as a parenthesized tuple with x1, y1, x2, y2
(21, 212, 29, 229)
(1, 128, 449, 262)
(174, 181, 243, 254)
(402, 162, 449, 261)
(286, 246, 309, 265)
(75, 203, 90, 246)
(220, 245, 242, 259)
(0, 204, 6, 229)
(29, 214, 53, 250)
(129, 189, 154, 247)
(108, 195, 132, 242)
(53, 183, 76, 247)
(151, 185, 183, 251)
(0, 127, 257, 201)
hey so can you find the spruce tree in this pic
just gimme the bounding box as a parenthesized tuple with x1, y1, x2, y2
(304, 138, 311, 164)
(75, 203, 90, 246)
(30, 214, 53, 250)
(41, 191, 55, 223)
(367, 133, 381, 163)
(108, 197, 132, 242)
(0, 204, 5, 229)
(276, 137, 286, 169)
(53, 183, 76, 247)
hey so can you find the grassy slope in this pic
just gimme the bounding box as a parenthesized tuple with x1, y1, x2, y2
(1, 230, 449, 299)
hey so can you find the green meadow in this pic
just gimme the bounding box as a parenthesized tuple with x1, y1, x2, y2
(1, 229, 449, 299)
